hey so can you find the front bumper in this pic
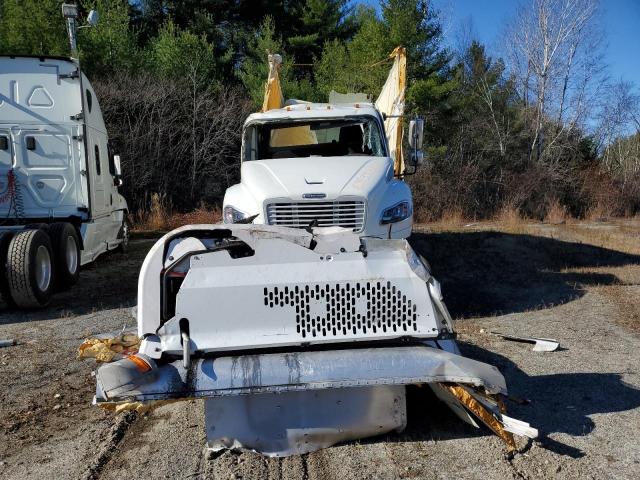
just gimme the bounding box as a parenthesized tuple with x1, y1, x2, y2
(94, 345, 507, 404)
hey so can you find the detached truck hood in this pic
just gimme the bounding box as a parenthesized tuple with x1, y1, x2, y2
(97, 224, 507, 400)
(92, 225, 537, 457)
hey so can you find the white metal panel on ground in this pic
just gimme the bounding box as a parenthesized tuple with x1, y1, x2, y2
(205, 386, 406, 457)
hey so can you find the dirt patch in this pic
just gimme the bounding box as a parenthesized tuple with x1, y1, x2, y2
(0, 239, 153, 479)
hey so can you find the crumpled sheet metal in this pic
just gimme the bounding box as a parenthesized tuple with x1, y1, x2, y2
(205, 385, 406, 457)
(79, 331, 147, 413)
(488, 331, 560, 352)
(94, 345, 507, 403)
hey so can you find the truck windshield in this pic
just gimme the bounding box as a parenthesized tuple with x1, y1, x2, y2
(246, 117, 386, 160)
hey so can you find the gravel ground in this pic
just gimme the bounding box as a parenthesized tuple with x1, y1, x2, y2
(1, 223, 639, 479)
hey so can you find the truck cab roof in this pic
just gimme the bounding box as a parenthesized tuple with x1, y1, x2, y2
(245, 102, 383, 125)
(0, 55, 74, 62)
(0, 55, 105, 133)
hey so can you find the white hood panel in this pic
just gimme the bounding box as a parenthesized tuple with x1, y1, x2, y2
(241, 156, 392, 202)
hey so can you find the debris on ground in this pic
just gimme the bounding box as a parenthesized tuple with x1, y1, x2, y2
(486, 331, 560, 352)
(78, 330, 139, 362)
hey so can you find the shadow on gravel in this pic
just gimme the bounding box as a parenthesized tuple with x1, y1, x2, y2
(364, 341, 640, 459)
(0, 238, 155, 324)
(458, 341, 640, 457)
(410, 231, 640, 318)
(360, 342, 640, 458)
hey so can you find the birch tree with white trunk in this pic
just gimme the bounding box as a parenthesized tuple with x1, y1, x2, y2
(506, 0, 604, 163)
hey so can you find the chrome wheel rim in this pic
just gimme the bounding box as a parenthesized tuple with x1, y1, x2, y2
(66, 235, 78, 274)
(35, 245, 52, 291)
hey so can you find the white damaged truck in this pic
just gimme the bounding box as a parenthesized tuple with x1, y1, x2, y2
(223, 50, 421, 239)
(0, 55, 128, 308)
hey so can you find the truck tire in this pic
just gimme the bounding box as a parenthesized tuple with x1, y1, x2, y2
(0, 231, 15, 306)
(49, 222, 80, 289)
(6, 229, 55, 308)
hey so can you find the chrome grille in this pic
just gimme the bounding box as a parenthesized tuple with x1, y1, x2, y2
(266, 200, 366, 231)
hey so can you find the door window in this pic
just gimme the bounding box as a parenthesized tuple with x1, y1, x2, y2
(0, 135, 10, 167)
(94, 145, 101, 175)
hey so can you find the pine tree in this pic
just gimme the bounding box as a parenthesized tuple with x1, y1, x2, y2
(148, 21, 217, 86)
(286, 0, 356, 65)
(79, 0, 140, 76)
(0, 0, 68, 56)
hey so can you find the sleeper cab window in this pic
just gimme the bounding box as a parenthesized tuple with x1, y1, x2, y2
(0, 136, 8, 150)
(86, 89, 93, 112)
(95, 145, 101, 175)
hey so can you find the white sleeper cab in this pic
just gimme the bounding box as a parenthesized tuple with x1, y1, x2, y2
(0, 56, 128, 308)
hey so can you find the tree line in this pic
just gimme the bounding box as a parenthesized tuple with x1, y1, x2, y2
(1, 0, 638, 219)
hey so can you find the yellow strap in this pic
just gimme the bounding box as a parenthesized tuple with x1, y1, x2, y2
(262, 53, 284, 112)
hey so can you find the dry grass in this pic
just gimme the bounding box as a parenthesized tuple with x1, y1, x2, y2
(544, 198, 570, 224)
(164, 207, 222, 229)
(584, 202, 615, 222)
(493, 205, 526, 232)
(132, 193, 221, 232)
(431, 208, 467, 230)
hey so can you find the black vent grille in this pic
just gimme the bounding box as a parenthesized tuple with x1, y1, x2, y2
(264, 281, 418, 339)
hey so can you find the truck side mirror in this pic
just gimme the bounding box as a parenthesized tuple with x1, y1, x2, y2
(408, 119, 424, 150)
(87, 10, 99, 27)
(113, 154, 123, 186)
(409, 150, 424, 167)
(407, 119, 425, 168)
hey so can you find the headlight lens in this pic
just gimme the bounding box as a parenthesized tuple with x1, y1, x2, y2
(223, 205, 248, 224)
(380, 201, 412, 224)
(406, 247, 431, 281)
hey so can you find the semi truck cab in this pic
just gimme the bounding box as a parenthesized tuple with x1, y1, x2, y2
(0, 56, 128, 308)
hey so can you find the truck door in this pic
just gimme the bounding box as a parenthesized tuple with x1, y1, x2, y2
(86, 127, 109, 218)
(5, 125, 81, 218)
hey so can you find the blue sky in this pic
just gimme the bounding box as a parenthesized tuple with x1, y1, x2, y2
(359, 0, 640, 87)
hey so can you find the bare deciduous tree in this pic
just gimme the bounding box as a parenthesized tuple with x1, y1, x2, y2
(94, 73, 251, 213)
(597, 80, 640, 182)
(507, 0, 604, 163)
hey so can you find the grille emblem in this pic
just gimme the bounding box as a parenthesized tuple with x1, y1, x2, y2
(302, 193, 326, 199)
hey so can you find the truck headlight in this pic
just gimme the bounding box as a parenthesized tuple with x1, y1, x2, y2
(380, 201, 411, 224)
(223, 205, 248, 224)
